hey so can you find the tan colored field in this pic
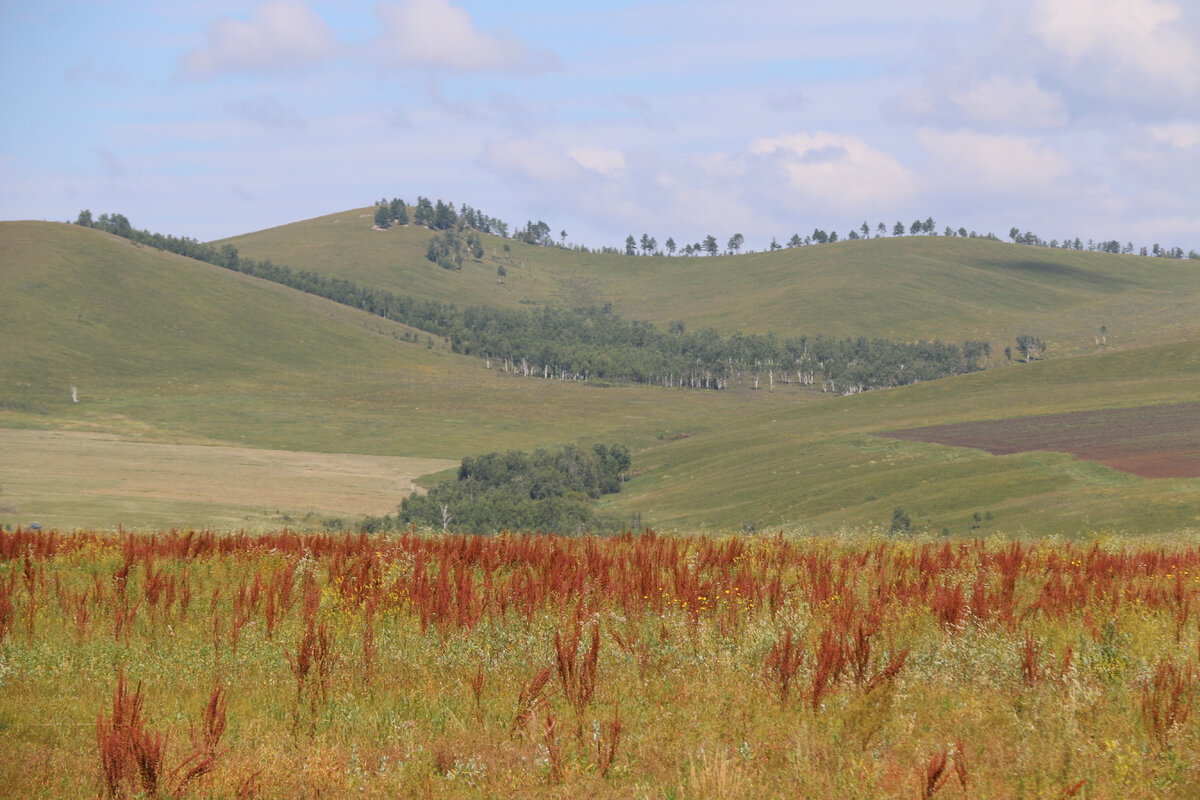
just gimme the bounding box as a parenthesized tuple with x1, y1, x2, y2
(0, 429, 455, 530)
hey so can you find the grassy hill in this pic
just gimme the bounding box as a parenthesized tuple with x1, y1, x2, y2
(3, 219, 1198, 535)
(603, 338, 1200, 535)
(221, 208, 1200, 355)
(0, 222, 756, 527)
(0, 221, 742, 454)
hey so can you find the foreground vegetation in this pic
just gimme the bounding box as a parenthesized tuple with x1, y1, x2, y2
(2, 527, 1198, 798)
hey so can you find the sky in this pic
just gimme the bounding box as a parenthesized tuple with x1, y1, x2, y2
(1, 0, 1198, 251)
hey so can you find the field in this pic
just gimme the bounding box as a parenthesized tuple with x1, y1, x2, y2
(882, 403, 1200, 479)
(2, 527, 1199, 798)
(0, 429, 456, 531)
(597, 340, 1200, 534)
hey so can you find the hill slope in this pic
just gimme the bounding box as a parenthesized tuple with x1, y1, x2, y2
(1, 221, 754, 456)
(3, 220, 1198, 535)
(601, 338, 1200, 534)
(221, 208, 1200, 354)
(0, 221, 757, 527)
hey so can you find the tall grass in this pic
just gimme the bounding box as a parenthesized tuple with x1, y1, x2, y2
(1, 526, 1198, 797)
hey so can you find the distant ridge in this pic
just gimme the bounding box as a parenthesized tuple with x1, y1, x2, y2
(222, 207, 1200, 353)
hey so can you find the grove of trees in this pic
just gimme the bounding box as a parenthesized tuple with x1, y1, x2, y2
(394, 443, 632, 534)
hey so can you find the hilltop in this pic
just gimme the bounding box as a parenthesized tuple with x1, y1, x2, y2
(221, 207, 1200, 355)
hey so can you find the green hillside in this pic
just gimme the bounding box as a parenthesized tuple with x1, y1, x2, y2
(603, 338, 1200, 535)
(0, 221, 749, 457)
(221, 208, 1200, 354)
(3, 219, 1198, 535)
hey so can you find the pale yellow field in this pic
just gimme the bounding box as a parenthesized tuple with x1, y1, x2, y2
(0, 429, 455, 530)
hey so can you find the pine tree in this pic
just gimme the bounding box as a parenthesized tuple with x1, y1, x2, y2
(390, 198, 408, 224)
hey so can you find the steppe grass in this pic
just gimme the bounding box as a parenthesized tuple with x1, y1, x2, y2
(0, 221, 754, 458)
(1, 527, 1198, 798)
(0, 429, 457, 531)
(3, 221, 1198, 534)
(222, 209, 1200, 352)
(600, 339, 1200, 533)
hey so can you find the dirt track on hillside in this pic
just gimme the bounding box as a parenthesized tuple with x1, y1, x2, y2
(881, 402, 1200, 478)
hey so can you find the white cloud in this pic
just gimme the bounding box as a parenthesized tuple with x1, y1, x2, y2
(180, 0, 338, 78)
(1031, 0, 1199, 92)
(567, 146, 626, 177)
(917, 128, 1072, 193)
(748, 132, 915, 213)
(374, 0, 556, 73)
(1119, 124, 1200, 204)
(1148, 123, 1200, 149)
(949, 76, 1066, 128)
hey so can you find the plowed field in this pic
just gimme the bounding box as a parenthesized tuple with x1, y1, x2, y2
(881, 401, 1200, 478)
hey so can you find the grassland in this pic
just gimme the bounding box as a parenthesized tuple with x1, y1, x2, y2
(0, 223, 752, 460)
(2, 528, 1198, 798)
(0, 221, 765, 528)
(221, 208, 1200, 355)
(0, 429, 456, 531)
(4, 212, 1200, 800)
(3, 219, 1198, 534)
(602, 338, 1200, 535)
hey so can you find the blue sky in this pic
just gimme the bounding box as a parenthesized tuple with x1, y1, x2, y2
(2, 0, 1197, 250)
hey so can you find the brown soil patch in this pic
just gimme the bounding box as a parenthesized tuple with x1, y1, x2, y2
(880, 402, 1200, 478)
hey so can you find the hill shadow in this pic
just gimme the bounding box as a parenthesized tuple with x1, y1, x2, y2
(978, 255, 1133, 291)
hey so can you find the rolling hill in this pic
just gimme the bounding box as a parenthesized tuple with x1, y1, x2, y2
(221, 207, 1200, 355)
(2, 216, 1198, 534)
(0, 221, 755, 527)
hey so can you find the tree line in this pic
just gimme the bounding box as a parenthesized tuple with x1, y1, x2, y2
(358, 197, 1200, 261)
(622, 216, 1198, 259)
(73, 210, 1024, 395)
(1006, 228, 1198, 260)
(444, 304, 993, 394)
(623, 219, 995, 257)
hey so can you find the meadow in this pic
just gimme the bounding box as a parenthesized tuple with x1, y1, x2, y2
(222, 208, 1200, 354)
(0, 429, 456, 531)
(2, 526, 1198, 798)
(3, 220, 1199, 535)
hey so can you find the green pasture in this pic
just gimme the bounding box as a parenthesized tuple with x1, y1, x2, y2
(2, 220, 1197, 534)
(0, 222, 746, 456)
(221, 208, 1200, 354)
(598, 337, 1200, 534)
